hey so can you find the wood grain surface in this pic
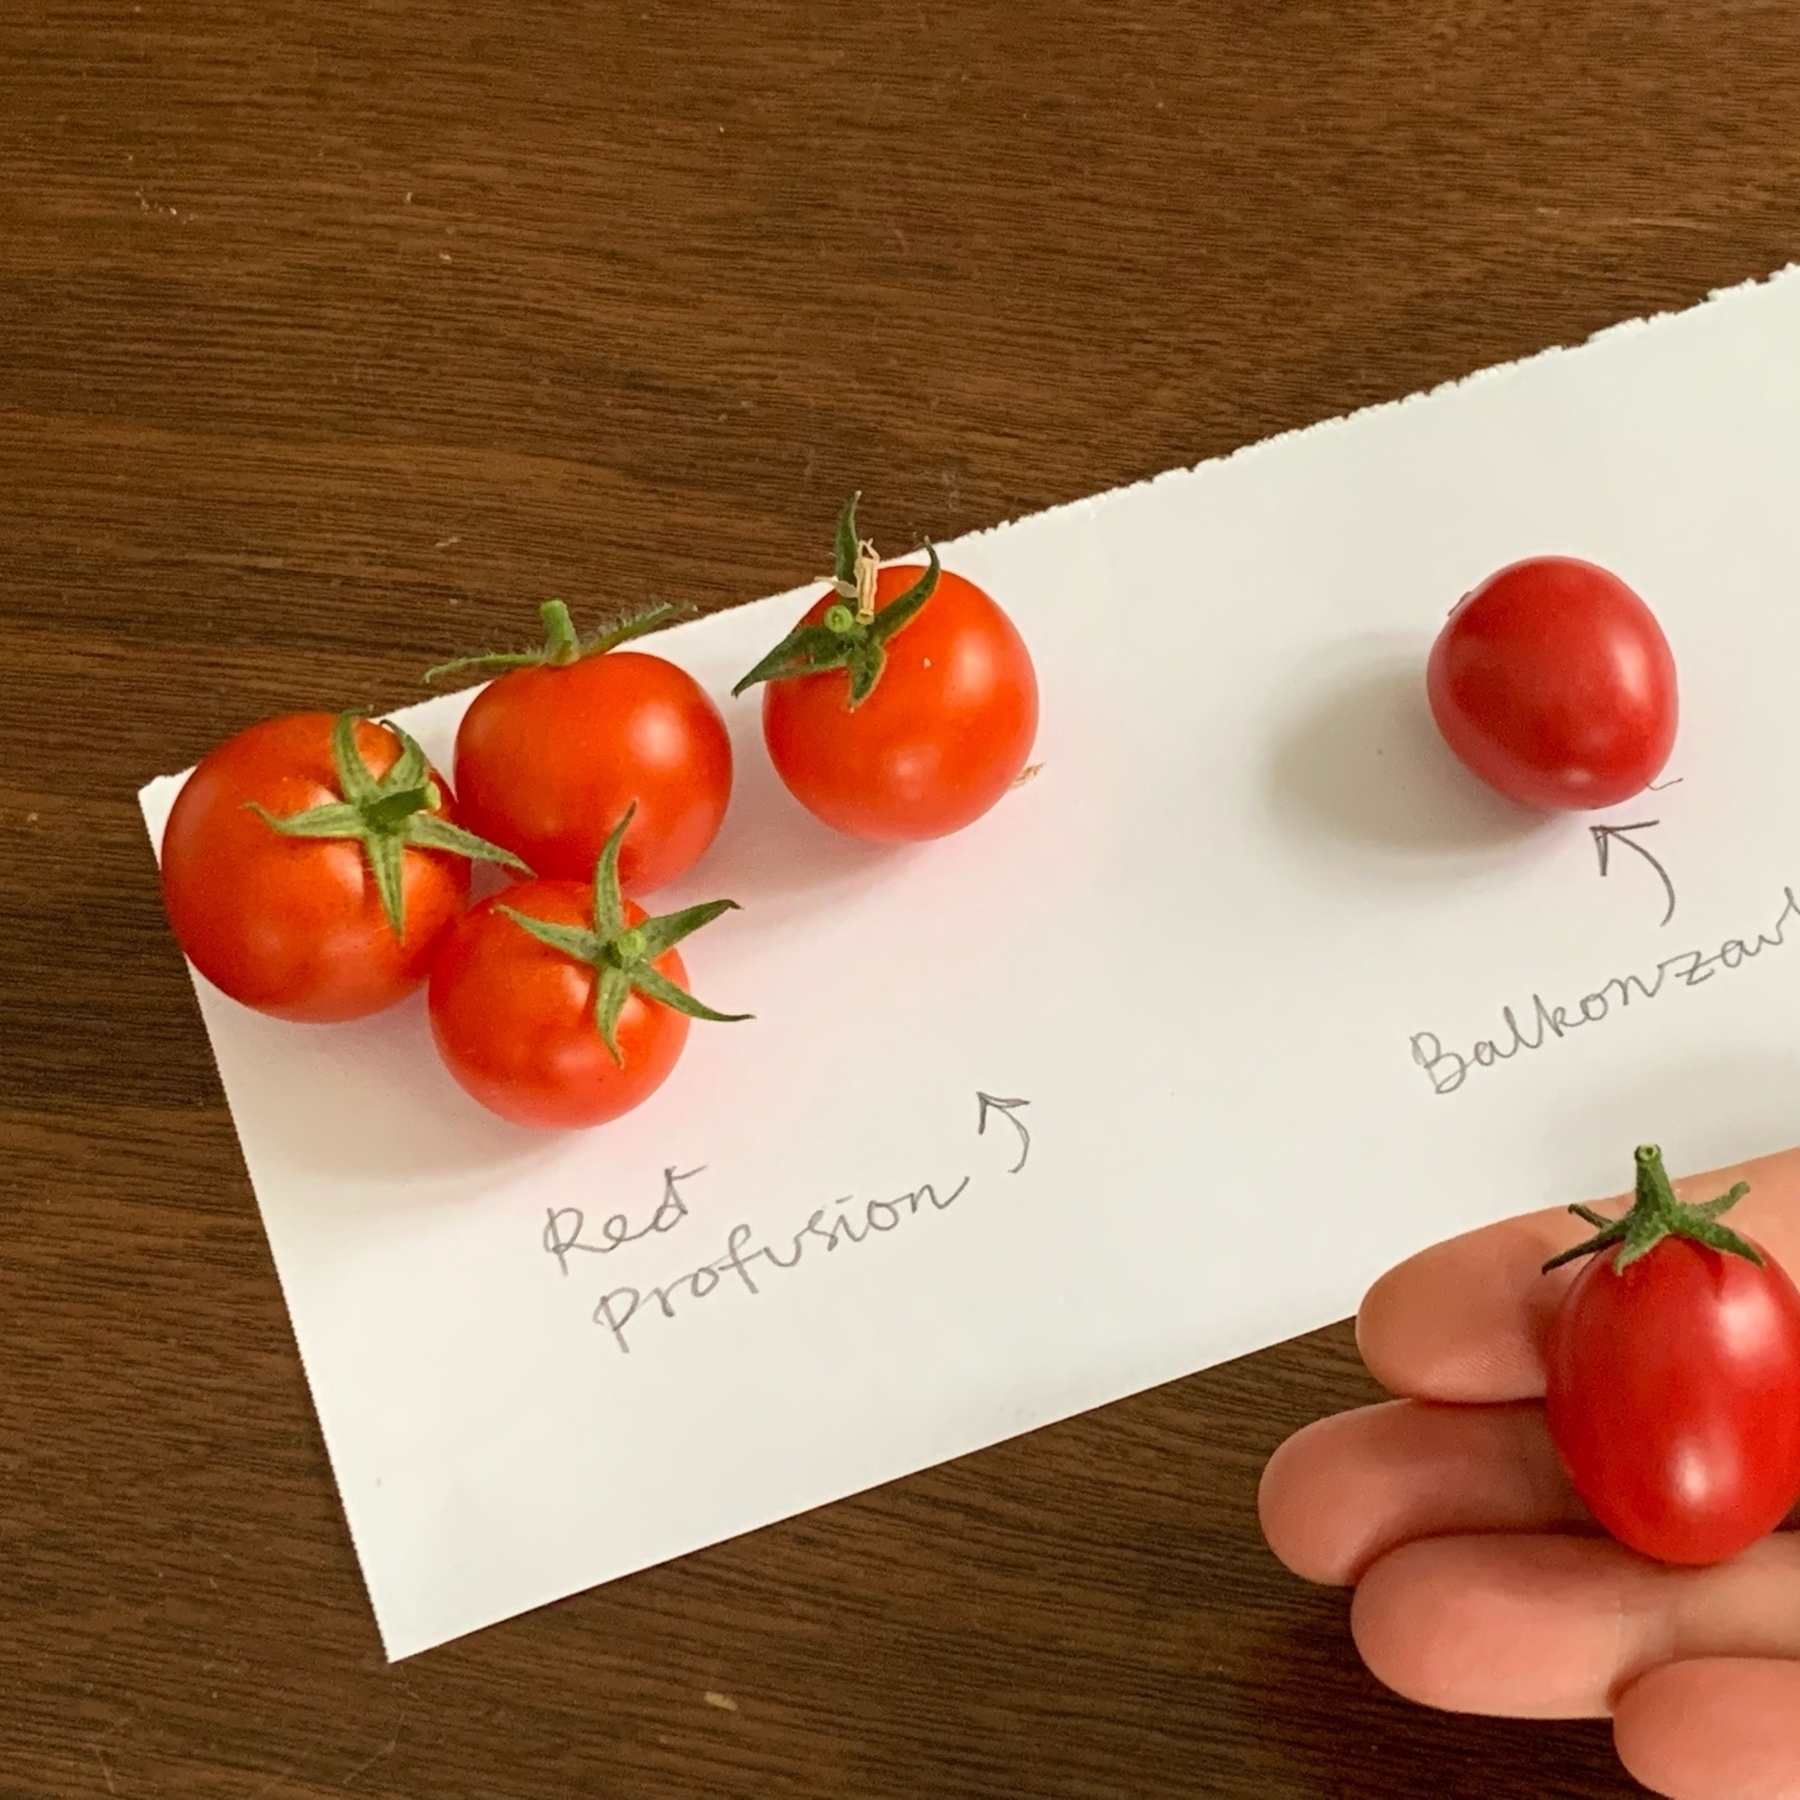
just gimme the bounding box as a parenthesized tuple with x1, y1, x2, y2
(7, 3, 1800, 1795)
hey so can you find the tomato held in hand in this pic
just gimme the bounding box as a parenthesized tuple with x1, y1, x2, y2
(430, 601, 732, 894)
(160, 712, 525, 1023)
(733, 496, 1038, 843)
(1427, 556, 1677, 810)
(1543, 1145, 1800, 1565)
(428, 807, 749, 1129)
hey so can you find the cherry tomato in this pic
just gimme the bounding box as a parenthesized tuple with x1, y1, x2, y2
(429, 885, 690, 1128)
(1427, 556, 1677, 810)
(446, 605, 732, 894)
(160, 712, 485, 1023)
(755, 562, 1037, 842)
(427, 810, 746, 1129)
(1544, 1150, 1800, 1565)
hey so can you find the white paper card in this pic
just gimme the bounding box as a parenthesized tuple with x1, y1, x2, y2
(141, 266, 1800, 1657)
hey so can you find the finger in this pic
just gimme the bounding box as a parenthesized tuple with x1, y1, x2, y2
(1258, 1399, 1592, 1585)
(1357, 1145, 1800, 1404)
(1614, 1658, 1800, 1800)
(1357, 1211, 1583, 1404)
(1350, 1529, 1800, 1720)
(1260, 1401, 1800, 1589)
(1261, 1395, 1800, 1590)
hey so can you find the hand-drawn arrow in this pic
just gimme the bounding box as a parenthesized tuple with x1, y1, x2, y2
(1591, 820, 1676, 928)
(976, 1092, 1032, 1174)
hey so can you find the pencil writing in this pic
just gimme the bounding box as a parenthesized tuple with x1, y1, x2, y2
(586, 1175, 973, 1353)
(1410, 885, 1800, 1096)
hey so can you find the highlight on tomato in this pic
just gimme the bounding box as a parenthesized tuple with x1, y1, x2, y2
(427, 599, 732, 895)
(732, 495, 1038, 843)
(159, 711, 529, 1023)
(1427, 555, 1678, 810)
(427, 806, 750, 1130)
(1542, 1144, 1800, 1566)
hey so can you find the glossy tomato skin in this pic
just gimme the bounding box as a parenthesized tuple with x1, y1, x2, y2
(1427, 557, 1677, 810)
(427, 880, 690, 1129)
(453, 651, 731, 894)
(762, 565, 1038, 842)
(159, 712, 472, 1023)
(1545, 1236, 1800, 1564)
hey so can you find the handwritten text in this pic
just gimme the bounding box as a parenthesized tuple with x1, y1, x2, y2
(1411, 885, 1800, 1096)
(542, 1166, 700, 1274)
(550, 1173, 974, 1354)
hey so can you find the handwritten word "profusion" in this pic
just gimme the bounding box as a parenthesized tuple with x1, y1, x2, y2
(1411, 886, 1800, 1096)
(558, 1175, 973, 1354)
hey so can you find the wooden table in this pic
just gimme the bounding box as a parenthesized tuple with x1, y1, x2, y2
(7, 5, 1799, 1794)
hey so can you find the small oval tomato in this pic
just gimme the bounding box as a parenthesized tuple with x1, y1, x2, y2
(440, 603, 732, 894)
(737, 500, 1037, 842)
(1427, 556, 1677, 810)
(427, 809, 747, 1129)
(160, 712, 510, 1023)
(1544, 1147, 1800, 1565)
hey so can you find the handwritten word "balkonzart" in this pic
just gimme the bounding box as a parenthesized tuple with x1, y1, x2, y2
(546, 1174, 972, 1354)
(1410, 885, 1800, 1096)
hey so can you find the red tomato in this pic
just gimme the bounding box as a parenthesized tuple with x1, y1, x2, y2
(1546, 1230, 1800, 1566)
(1427, 556, 1677, 810)
(453, 650, 731, 893)
(428, 882, 694, 1129)
(760, 564, 1038, 842)
(159, 713, 474, 1023)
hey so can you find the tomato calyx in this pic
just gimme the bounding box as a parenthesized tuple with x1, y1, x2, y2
(1542, 1143, 1763, 1275)
(423, 600, 691, 685)
(731, 493, 941, 709)
(494, 805, 751, 1065)
(246, 713, 531, 940)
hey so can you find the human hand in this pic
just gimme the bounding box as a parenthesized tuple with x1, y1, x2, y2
(1259, 1146, 1800, 1799)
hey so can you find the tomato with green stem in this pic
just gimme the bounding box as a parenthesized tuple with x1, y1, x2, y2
(159, 711, 527, 1023)
(1542, 1144, 1800, 1565)
(428, 600, 732, 894)
(733, 496, 1038, 843)
(427, 806, 750, 1129)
